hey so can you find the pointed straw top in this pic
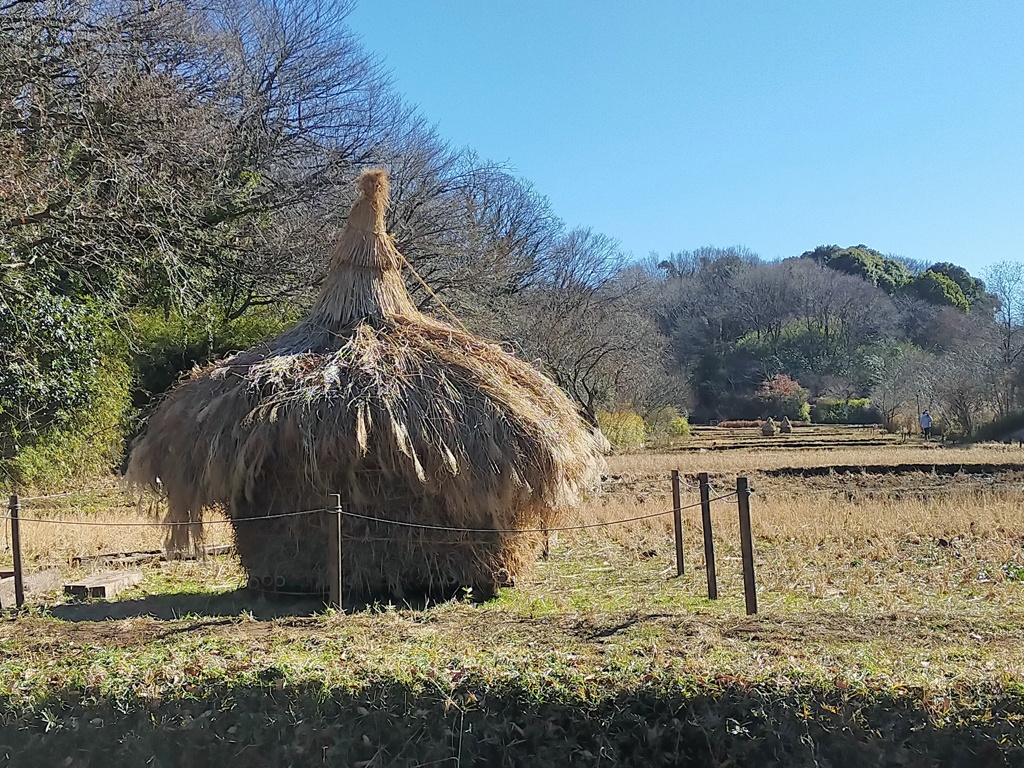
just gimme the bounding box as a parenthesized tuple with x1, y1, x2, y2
(308, 169, 418, 328)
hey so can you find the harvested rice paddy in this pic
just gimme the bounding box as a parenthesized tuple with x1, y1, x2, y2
(1, 425, 1023, 766)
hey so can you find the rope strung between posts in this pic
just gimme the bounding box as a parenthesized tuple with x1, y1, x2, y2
(0, 507, 332, 527)
(2, 492, 738, 533)
(18, 489, 110, 502)
(18, 477, 1022, 503)
(334, 492, 737, 534)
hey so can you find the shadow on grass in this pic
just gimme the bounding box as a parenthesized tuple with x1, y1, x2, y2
(47, 589, 326, 621)
(47, 586, 485, 622)
(0, 679, 1020, 768)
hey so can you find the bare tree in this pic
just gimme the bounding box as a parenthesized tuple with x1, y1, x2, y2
(932, 343, 997, 436)
(509, 230, 669, 423)
(1, 0, 401, 312)
(982, 261, 1024, 414)
(869, 345, 934, 429)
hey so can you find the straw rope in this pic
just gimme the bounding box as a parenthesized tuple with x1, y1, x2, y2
(397, 251, 470, 333)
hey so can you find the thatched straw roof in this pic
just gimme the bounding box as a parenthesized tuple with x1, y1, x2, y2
(127, 169, 602, 599)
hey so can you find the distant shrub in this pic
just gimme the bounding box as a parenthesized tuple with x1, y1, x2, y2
(973, 411, 1024, 443)
(596, 410, 647, 452)
(645, 406, 692, 443)
(756, 375, 810, 422)
(1, 290, 106, 464)
(645, 406, 676, 433)
(667, 415, 691, 438)
(5, 353, 134, 489)
(1, 289, 137, 489)
(811, 398, 883, 425)
(130, 304, 298, 408)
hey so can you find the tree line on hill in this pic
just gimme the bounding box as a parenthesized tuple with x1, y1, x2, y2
(2, 0, 1023, 483)
(648, 246, 1024, 435)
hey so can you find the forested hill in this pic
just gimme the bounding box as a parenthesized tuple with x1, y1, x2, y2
(651, 246, 1019, 433)
(2, 0, 1022, 485)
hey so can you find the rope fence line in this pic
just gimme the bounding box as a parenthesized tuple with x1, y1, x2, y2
(8, 466, 1024, 615)
(1, 493, 737, 534)
(3, 474, 759, 614)
(19, 488, 116, 502)
(18, 473, 1022, 505)
(335, 493, 736, 535)
(0, 507, 332, 527)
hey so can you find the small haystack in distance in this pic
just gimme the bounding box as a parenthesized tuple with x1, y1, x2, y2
(128, 170, 602, 599)
(761, 418, 778, 437)
(779, 416, 793, 434)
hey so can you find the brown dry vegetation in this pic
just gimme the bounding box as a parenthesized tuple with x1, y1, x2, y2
(5, 433, 1024, 622)
(1, 484, 233, 570)
(125, 170, 602, 599)
(5, 433, 1023, 629)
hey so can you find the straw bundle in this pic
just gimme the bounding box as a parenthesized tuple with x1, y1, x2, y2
(779, 416, 793, 434)
(128, 170, 603, 599)
(761, 418, 778, 437)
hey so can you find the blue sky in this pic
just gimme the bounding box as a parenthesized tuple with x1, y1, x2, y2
(348, 1, 1023, 273)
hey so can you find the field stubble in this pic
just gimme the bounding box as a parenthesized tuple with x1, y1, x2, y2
(1, 434, 1023, 765)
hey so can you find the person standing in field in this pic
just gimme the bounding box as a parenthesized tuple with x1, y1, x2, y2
(920, 410, 933, 440)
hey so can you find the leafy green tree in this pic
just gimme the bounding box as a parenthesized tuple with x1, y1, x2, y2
(801, 244, 911, 294)
(906, 270, 969, 311)
(928, 263, 986, 308)
(0, 289, 103, 460)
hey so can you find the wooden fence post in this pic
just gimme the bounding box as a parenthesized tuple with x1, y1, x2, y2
(9, 495, 24, 609)
(671, 470, 684, 576)
(699, 473, 717, 600)
(736, 477, 757, 615)
(328, 493, 343, 610)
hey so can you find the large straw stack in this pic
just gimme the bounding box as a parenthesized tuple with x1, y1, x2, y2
(128, 170, 602, 599)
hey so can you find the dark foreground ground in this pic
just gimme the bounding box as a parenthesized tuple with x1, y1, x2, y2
(0, 545, 1021, 768)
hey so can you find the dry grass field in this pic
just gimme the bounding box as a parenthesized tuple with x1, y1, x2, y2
(1, 425, 1023, 766)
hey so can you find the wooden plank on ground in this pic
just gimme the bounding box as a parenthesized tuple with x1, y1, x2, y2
(72, 543, 234, 568)
(0, 568, 64, 609)
(72, 550, 162, 568)
(64, 571, 143, 600)
(202, 544, 233, 557)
